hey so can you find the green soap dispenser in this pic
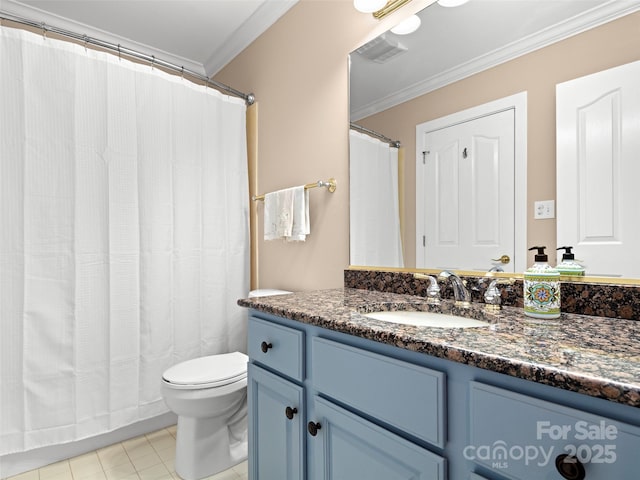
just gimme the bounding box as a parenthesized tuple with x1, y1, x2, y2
(556, 246, 585, 276)
(524, 246, 560, 319)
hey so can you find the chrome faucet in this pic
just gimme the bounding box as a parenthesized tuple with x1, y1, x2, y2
(438, 271, 471, 307)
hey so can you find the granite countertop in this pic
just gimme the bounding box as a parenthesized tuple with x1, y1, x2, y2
(238, 288, 640, 408)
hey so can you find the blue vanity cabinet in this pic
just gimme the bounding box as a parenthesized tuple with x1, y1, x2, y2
(247, 316, 305, 480)
(246, 309, 640, 480)
(247, 312, 447, 480)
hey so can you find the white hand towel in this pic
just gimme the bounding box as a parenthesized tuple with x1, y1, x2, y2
(263, 186, 310, 241)
(264, 187, 294, 240)
(288, 186, 310, 242)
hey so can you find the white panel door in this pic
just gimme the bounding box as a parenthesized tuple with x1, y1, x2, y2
(556, 60, 640, 277)
(417, 109, 515, 271)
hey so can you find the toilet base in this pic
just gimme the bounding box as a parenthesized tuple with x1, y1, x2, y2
(174, 414, 247, 480)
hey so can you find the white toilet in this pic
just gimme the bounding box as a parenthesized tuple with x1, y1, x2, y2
(161, 352, 248, 480)
(161, 289, 290, 480)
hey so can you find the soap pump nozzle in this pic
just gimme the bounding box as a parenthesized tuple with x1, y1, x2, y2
(556, 246, 575, 261)
(528, 246, 548, 262)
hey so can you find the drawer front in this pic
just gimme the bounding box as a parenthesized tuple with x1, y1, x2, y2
(469, 381, 640, 479)
(309, 395, 446, 480)
(311, 337, 446, 448)
(248, 316, 304, 381)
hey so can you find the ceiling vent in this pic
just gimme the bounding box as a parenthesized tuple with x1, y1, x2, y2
(354, 34, 408, 63)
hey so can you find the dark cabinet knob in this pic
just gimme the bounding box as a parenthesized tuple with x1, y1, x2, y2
(285, 406, 298, 420)
(555, 454, 586, 480)
(307, 421, 321, 436)
(260, 341, 272, 353)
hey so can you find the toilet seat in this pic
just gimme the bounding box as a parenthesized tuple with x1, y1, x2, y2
(162, 352, 248, 390)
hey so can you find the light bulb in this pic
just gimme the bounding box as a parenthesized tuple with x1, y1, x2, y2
(354, 0, 388, 14)
(390, 15, 421, 35)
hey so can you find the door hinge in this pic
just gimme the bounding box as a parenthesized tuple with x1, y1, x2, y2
(422, 150, 430, 164)
(423, 235, 426, 247)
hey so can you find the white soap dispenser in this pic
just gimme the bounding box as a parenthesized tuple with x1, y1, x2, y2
(524, 246, 560, 319)
(556, 246, 585, 276)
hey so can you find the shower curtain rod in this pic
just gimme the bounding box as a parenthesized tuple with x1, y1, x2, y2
(350, 122, 400, 148)
(0, 10, 255, 105)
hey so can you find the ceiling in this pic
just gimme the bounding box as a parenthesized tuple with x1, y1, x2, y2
(350, 0, 640, 120)
(0, 0, 299, 77)
(2, 0, 638, 112)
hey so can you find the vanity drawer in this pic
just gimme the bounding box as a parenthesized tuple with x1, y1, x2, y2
(248, 316, 304, 382)
(311, 337, 446, 448)
(469, 381, 640, 479)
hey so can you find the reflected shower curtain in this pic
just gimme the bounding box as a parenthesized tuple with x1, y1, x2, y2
(0, 27, 249, 455)
(349, 130, 404, 267)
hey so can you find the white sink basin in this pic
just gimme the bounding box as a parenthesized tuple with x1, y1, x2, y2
(363, 311, 489, 328)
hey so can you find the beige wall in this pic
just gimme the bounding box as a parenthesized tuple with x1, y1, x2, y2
(216, 0, 433, 291)
(358, 11, 640, 268)
(217, 1, 640, 289)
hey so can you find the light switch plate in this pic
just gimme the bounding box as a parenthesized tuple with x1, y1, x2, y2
(534, 200, 555, 219)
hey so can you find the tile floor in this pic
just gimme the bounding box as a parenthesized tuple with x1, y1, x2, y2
(5, 426, 248, 480)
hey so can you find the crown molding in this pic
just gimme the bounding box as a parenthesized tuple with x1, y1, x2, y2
(204, 0, 297, 77)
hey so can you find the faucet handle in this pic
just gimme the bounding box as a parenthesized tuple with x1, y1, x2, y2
(484, 279, 502, 311)
(414, 273, 441, 305)
(425, 277, 441, 305)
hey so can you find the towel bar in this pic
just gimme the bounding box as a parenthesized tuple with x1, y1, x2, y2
(252, 178, 337, 201)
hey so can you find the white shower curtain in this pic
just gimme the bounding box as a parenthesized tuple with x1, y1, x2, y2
(349, 130, 404, 267)
(0, 27, 249, 455)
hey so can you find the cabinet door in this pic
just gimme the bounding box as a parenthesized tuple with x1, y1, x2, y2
(248, 363, 304, 480)
(308, 396, 445, 480)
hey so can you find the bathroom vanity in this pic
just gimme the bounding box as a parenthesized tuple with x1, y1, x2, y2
(238, 288, 640, 480)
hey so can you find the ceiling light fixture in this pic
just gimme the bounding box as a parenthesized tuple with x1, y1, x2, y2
(437, 0, 470, 7)
(390, 14, 421, 35)
(353, 0, 388, 13)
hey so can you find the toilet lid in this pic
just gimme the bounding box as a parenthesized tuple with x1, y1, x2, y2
(162, 352, 247, 388)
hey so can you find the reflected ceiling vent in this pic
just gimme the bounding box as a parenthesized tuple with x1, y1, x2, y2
(354, 34, 408, 63)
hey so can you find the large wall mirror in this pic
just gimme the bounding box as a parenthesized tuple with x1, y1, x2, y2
(349, 0, 640, 279)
